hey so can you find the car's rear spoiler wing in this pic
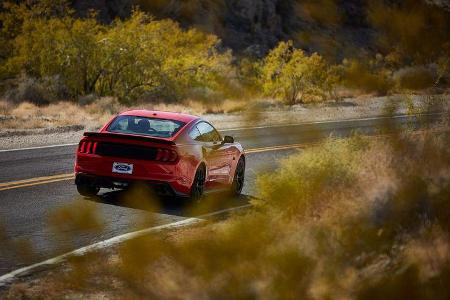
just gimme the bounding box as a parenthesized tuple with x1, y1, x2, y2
(83, 132, 175, 145)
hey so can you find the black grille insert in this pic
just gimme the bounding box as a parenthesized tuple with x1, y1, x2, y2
(96, 142, 157, 161)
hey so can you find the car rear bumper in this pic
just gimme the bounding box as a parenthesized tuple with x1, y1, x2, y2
(75, 172, 188, 197)
(75, 154, 193, 196)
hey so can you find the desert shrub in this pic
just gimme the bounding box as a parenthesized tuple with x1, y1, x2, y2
(256, 137, 366, 216)
(368, 0, 450, 65)
(393, 65, 437, 90)
(235, 57, 262, 98)
(84, 97, 122, 115)
(3, 76, 48, 105)
(0, 1, 73, 79)
(2, 7, 234, 104)
(436, 53, 450, 86)
(96, 11, 233, 103)
(0, 100, 12, 115)
(341, 58, 394, 95)
(8, 16, 104, 99)
(261, 41, 338, 105)
(3, 75, 68, 105)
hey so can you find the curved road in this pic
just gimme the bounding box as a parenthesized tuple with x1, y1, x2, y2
(0, 113, 446, 276)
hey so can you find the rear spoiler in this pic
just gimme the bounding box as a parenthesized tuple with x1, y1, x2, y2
(83, 132, 175, 145)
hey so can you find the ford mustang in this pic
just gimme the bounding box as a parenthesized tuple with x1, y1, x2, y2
(74, 110, 245, 200)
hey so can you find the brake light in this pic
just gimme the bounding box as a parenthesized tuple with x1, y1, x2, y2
(92, 141, 98, 153)
(155, 148, 178, 162)
(86, 141, 92, 153)
(79, 141, 86, 153)
(78, 140, 98, 154)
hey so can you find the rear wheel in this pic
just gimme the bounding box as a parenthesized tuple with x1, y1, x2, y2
(76, 184, 99, 197)
(190, 166, 206, 201)
(231, 157, 245, 196)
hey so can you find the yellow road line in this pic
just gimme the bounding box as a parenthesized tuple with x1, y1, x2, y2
(2, 127, 447, 191)
(0, 173, 74, 187)
(0, 176, 75, 192)
(0, 143, 307, 191)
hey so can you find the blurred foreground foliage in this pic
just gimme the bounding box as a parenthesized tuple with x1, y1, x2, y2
(3, 124, 450, 299)
(0, 0, 449, 106)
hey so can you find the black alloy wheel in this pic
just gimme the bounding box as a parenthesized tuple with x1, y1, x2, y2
(190, 166, 206, 201)
(76, 184, 100, 197)
(231, 157, 245, 195)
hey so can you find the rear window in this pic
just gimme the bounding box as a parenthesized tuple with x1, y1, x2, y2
(107, 115, 185, 138)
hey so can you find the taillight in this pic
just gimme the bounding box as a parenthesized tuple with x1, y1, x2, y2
(92, 141, 98, 153)
(86, 141, 92, 153)
(78, 140, 98, 154)
(155, 148, 178, 162)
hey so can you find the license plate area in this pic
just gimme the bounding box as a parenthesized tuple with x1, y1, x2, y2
(112, 162, 133, 174)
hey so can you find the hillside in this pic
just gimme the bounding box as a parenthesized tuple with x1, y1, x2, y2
(66, 0, 450, 59)
(68, 0, 371, 58)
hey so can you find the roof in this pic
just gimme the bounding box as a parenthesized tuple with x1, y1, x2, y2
(119, 110, 200, 124)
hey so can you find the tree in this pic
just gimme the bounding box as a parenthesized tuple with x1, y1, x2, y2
(2, 7, 234, 103)
(261, 41, 336, 105)
(97, 10, 233, 103)
(8, 16, 104, 97)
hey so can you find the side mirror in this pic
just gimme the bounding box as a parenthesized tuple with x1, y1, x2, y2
(223, 135, 234, 144)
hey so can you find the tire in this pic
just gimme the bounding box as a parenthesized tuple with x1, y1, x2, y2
(230, 157, 245, 196)
(76, 184, 99, 197)
(190, 165, 206, 201)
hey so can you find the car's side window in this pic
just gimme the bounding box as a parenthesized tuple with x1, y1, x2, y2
(196, 122, 221, 143)
(110, 117, 128, 131)
(189, 126, 202, 141)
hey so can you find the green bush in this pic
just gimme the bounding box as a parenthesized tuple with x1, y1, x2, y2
(260, 41, 338, 105)
(96, 11, 233, 103)
(1, 6, 234, 104)
(341, 58, 394, 95)
(4, 75, 69, 105)
(6, 15, 104, 99)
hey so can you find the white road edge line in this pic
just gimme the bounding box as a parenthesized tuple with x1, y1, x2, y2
(0, 218, 203, 287)
(0, 143, 79, 153)
(0, 113, 441, 153)
(0, 204, 252, 287)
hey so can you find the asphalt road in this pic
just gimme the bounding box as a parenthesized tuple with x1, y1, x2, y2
(0, 113, 446, 276)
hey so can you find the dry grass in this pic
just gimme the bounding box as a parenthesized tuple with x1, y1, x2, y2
(1, 101, 104, 130)
(0, 98, 249, 130)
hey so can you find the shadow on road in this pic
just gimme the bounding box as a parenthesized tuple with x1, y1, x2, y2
(85, 189, 254, 219)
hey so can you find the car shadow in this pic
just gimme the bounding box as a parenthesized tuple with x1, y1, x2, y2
(85, 189, 254, 219)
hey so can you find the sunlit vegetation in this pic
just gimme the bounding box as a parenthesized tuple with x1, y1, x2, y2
(260, 40, 338, 104)
(1, 6, 233, 104)
(341, 58, 394, 95)
(0, 0, 448, 111)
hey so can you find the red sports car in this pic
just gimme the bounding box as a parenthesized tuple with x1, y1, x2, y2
(74, 110, 245, 200)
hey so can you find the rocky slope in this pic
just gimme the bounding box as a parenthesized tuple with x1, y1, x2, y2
(72, 0, 373, 57)
(6, 0, 450, 57)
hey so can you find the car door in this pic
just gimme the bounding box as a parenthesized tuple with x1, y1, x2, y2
(195, 122, 233, 186)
